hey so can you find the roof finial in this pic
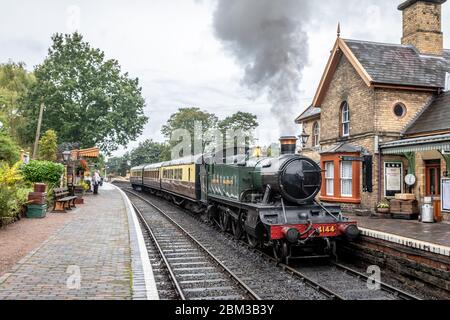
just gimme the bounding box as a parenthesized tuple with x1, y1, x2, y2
(337, 22, 341, 38)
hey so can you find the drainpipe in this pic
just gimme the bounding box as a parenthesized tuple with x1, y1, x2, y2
(377, 136, 382, 202)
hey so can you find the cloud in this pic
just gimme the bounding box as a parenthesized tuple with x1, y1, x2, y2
(1, 0, 449, 157)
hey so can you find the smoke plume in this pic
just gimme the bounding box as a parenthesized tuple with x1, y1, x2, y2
(213, 0, 311, 135)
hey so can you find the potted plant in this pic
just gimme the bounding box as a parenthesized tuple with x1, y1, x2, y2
(376, 200, 390, 214)
(74, 180, 89, 204)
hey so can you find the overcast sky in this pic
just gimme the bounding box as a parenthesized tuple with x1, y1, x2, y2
(1, 0, 449, 156)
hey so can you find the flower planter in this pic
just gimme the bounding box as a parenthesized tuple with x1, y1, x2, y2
(26, 204, 47, 219)
(74, 186, 85, 205)
(376, 208, 390, 214)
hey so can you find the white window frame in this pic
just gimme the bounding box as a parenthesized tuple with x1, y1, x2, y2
(325, 161, 334, 196)
(341, 102, 350, 137)
(340, 161, 353, 198)
(313, 122, 320, 147)
(445, 72, 450, 92)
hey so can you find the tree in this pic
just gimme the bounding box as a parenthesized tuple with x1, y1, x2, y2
(0, 62, 35, 145)
(218, 112, 259, 135)
(21, 33, 148, 154)
(129, 139, 170, 167)
(38, 129, 58, 161)
(0, 132, 20, 165)
(161, 107, 218, 154)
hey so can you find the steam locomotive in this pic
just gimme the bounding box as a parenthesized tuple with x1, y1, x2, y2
(130, 137, 359, 264)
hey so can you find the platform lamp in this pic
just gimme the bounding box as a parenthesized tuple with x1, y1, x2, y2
(62, 150, 72, 188)
(299, 128, 310, 149)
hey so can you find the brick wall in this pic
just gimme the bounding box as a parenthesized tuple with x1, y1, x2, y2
(320, 56, 375, 144)
(300, 118, 321, 162)
(401, 1, 444, 55)
(374, 89, 433, 134)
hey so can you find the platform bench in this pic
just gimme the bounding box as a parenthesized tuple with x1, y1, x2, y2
(53, 187, 78, 212)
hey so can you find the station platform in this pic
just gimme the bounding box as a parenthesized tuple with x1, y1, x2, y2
(0, 183, 158, 300)
(346, 213, 450, 257)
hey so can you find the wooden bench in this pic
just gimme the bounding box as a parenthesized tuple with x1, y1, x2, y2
(52, 187, 78, 212)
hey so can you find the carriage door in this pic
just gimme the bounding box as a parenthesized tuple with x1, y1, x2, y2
(200, 164, 208, 203)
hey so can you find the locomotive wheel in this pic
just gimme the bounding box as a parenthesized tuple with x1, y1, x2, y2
(273, 242, 289, 264)
(231, 217, 243, 240)
(246, 233, 259, 248)
(217, 210, 230, 232)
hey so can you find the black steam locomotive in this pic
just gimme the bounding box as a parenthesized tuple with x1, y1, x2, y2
(131, 137, 359, 264)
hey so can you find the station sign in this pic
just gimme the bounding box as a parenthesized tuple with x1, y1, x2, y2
(340, 156, 364, 162)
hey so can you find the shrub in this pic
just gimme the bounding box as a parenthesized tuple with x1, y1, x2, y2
(21, 160, 64, 186)
(39, 130, 58, 161)
(0, 162, 31, 225)
(0, 133, 20, 165)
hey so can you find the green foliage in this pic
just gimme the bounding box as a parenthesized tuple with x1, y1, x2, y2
(21, 160, 64, 186)
(161, 109, 259, 155)
(377, 199, 390, 209)
(218, 112, 259, 135)
(129, 139, 170, 167)
(0, 162, 31, 225)
(0, 132, 21, 165)
(21, 32, 148, 154)
(39, 129, 58, 161)
(162, 107, 218, 152)
(106, 155, 130, 177)
(0, 62, 35, 145)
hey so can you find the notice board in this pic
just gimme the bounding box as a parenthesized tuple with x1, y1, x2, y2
(385, 162, 403, 197)
(442, 178, 450, 212)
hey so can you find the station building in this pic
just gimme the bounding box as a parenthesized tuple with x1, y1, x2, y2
(296, 0, 450, 220)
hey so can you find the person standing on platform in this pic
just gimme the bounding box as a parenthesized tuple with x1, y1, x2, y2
(93, 171, 101, 195)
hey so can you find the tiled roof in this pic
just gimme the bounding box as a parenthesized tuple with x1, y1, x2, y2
(344, 39, 450, 88)
(404, 91, 450, 135)
(398, 0, 447, 11)
(320, 143, 365, 154)
(295, 105, 321, 123)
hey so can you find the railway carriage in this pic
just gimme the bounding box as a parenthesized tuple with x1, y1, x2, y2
(130, 165, 145, 187)
(130, 138, 359, 264)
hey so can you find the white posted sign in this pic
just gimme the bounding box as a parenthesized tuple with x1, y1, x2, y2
(385, 162, 403, 197)
(442, 179, 450, 212)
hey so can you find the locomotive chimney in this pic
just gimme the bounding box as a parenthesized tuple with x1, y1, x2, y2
(279, 136, 298, 155)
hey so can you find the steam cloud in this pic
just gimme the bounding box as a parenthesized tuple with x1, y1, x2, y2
(213, 0, 311, 135)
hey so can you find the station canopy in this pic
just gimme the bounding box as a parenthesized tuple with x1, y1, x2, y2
(381, 134, 450, 155)
(70, 147, 100, 160)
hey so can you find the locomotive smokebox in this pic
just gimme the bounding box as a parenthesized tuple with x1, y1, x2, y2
(279, 136, 298, 155)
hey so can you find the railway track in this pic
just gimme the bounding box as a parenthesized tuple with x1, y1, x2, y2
(129, 192, 260, 300)
(119, 184, 420, 300)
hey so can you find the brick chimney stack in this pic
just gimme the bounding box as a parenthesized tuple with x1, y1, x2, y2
(398, 0, 447, 55)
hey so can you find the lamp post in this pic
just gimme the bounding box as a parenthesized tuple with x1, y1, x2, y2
(299, 128, 310, 149)
(62, 151, 71, 187)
